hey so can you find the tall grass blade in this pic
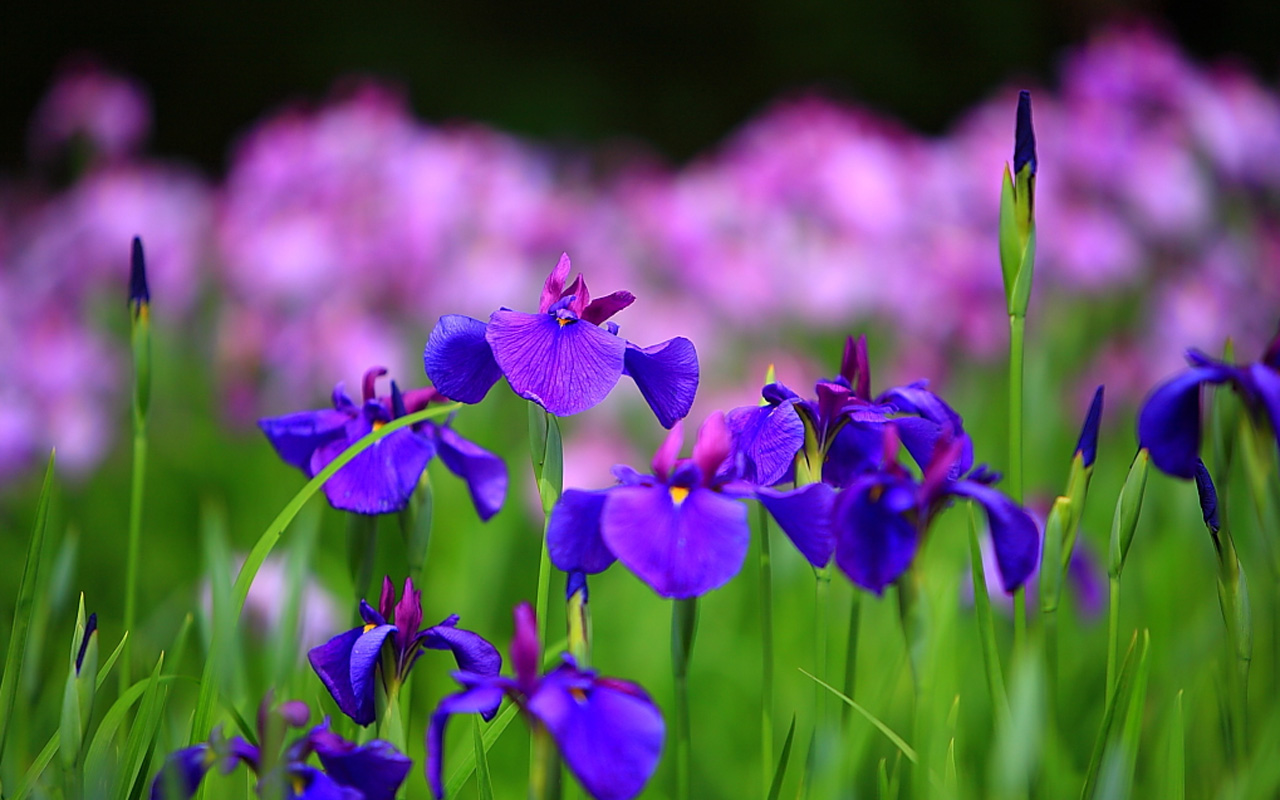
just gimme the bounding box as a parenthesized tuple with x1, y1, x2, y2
(114, 652, 168, 800)
(1081, 631, 1140, 799)
(799, 668, 917, 763)
(767, 715, 797, 800)
(445, 701, 518, 796)
(472, 716, 495, 800)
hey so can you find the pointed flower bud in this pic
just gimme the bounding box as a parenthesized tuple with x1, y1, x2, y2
(1108, 449, 1150, 578)
(129, 236, 152, 423)
(1193, 459, 1220, 537)
(1075, 386, 1104, 469)
(129, 236, 150, 315)
(1013, 90, 1037, 178)
(999, 92, 1038, 317)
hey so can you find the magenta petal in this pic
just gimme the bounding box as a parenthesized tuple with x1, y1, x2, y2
(833, 479, 919, 594)
(756, 483, 835, 567)
(486, 310, 626, 417)
(540, 253, 573, 313)
(258, 409, 352, 475)
(548, 489, 617, 574)
(601, 484, 749, 598)
(423, 315, 503, 405)
(311, 428, 435, 515)
(622, 338, 699, 429)
(692, 411, 732, 479)
(432, 424, 508, 520)
(581, 291, 636, 325)
(527, 667, 664, 800)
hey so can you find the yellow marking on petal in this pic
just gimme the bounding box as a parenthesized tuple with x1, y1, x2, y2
(570, 687, 588, 703)
(372, 420, 385, 431)
(869, 484, 883, 503)
(363, 622, 377, 633)
(292, 776, 307, 795)
(669, 486, 690, 505)
(557, 317, 573, 327)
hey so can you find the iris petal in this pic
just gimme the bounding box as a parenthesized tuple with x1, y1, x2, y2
(527, 666, 664, 800)
(307, 629, 365, 725)
(548, 489, 617, 574)
(426, 681, 511, 799)
(833, 478, 919, 594)
(432, 424, 508, 520)
(346, 625, 396, 726)
(601, 484, 748, 598)
(486, 310, 626, 417)
(312, 738, 411, 800)
(949, 480, 1040, 593)
(150, 745, 213, 800)
(310, 428, 435, 515)
(258, 409, 351, 474)
(622, 338, 699, 429)
(424, 315, 504, 404)
(724, 400, 804, 487)
(756, 483, 835, 567)
(421, 623, 504, 710)
(1246, 363, 1280, 446)
(1137, 366, 1231, 479)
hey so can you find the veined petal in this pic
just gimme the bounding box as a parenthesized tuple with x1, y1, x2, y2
(310, 428, 435, 515)
(601, 484, 749, 598)
(1137, 366, 1231, 479)
(312, 735, 411, 800)
(424, 315, 503, 405)
(833, 478, 919, 594)
(548, 489, 617, 574)
(258, 409, 351, 475)
(307, 629, 364, 724)
(487, 310, 626, 417)
(949, 481, 1039, 593)
(527, 666, 664, 800)
(432, 424, 508, 520)
(725, 400, 804, 487)
(756, 483, 835, 567)
(622, 338, 699, 429)
(421, 623, 504, 707)
(426, 681, 511, 799)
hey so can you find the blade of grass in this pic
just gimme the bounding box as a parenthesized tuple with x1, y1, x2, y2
(1164, 691, 1184, 800)
(967, 506, 1010, 725)
(81, 673, 179, 800)
(0, 452, 56, 763)
(1081, 631, 1140, 799)
(472, 716, 495, 800)
(767, 715, 797, 800)
(799, 668, 917, 763)
(445, 701, 519, 796)
(114, 653, 168, 800)
(1110, 631, 1152, 798)
(188, 403, 459, 743)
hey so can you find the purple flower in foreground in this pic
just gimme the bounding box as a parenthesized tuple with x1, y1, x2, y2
(308, 576, 502, 726)
(835, 428, 1039, 595)
(259, 366, 507, 517)
(727, 335, 972, 488)
(427, 603, 664, 800)
(1138, 329, 1280, 479)
(423, 253, 699, 427)
(548, 412, 833, 597)
(151, 700, 410, 800)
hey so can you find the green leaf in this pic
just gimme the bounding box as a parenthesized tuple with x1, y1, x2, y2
(445, 701, 519, 796)
(114, 652, 169, 800)
(83, 672, 179, 800)
(766, 715, 797, 800)
(472, 715, 495, 800)
(967, 507, 1009, 724)
(1108, 450, 1150, 577)
(1163, 691, 1184, 800)
(0, 451, 56, 763)
(190, 504, 236, 745)
(1081, 631, 1141, 799)
(799, 668, 917, 763)
(998, 165, 1020, 302)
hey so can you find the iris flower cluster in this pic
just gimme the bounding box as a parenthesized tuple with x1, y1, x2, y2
(258, 366, 507, 517)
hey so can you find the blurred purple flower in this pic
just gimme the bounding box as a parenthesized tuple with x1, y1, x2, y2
(426, 603, 664, 800)
(29, 59, 151, 164)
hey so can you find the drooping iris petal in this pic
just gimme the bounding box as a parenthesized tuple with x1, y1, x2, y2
(1137, 366, 1231, 479)
(310, 426, 436, 515)
(622, 338, 699, 429)
(724, 400, 804, 487)
(347, 625, 397, 726)
(307, 629, 365, 724)
(257, 409, 351, 474)
(421, 622, 504, 695)
(1246, 363, 1280, 443)
(431, 423, 508, 520)
(424, 315, 504, 404)
(291, 766, 361, 800)
(833, 478, 920, 594)
(150, 745, 213, 800)
(547, 489, 617, 574)
(600, 484, 749, 598)
(426, 678, 512, 799)
(311, 735, 411, 800)
(756, 483, 836, 567)
(486, 310, 627, 417)
(822, 420, 884, 488)
(527, 667, 664, 800)
(949, 480, 1040, 593)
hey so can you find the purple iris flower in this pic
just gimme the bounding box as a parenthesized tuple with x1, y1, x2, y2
(259, 366, 508, 517)
(1138, 330, 1280, 479)
(151, 700, 410, 800)
(834, 427, 1039, 595)
(427, 603, 664, 800)
(423, 253, 699, 427)
(727, 335, 971, 488)
(308, 576, 502, 727)
(548, 412, 834, 597)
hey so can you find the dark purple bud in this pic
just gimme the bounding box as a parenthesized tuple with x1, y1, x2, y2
(278, 700, 310, 728)
(839, 335, 872, 400)
(129, 236, 150, 308)
(362, 367, 388, 404)
(1075, 386, 1104, 468)
(1013, 90, 1036, 177)
(511, 602, 541, 694)
(76, 612, 97, 675)
(390, 381, 408, 418)
(378, 576, 396, 622)
(1193, 459, 1220, 535)
(393, 577, 423, 641)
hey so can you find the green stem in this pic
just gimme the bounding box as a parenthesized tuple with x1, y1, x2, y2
(529, 726, 561, 800)
(346, 513, 378, 608)
(841, 590, 861, 727)
(398, 472, 433, 587)
(121, 427, 147, 696)
(814, 567, 832, 733)
(672, 598, 699, 800)
(1008, 313, 1026, 654)
(527, 407, 564, 647)
(1105, 576, 1121, 697)
(757, 504, 775, 795)
(1043, 607, 1058, 738)
(967, 507, 1009, 724)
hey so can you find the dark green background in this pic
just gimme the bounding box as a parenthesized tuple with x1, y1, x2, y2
(3, 1, 1274, 172)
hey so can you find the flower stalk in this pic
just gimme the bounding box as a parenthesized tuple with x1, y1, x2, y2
(671, 597, 698, 800)
(122, 237, 150, 696)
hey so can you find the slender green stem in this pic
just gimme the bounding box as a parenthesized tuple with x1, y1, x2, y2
(121, 428, 147, 696)
(814, 567, 832, 733)
(1008, 314, 1026, 653)
(346, 513, 378, 608)
(672, 598, 699, 800)
(1043, 607, 1058, 737)
(527, 407, 563, 646)
(841, 590, 861, 727)
(757, 504, 775, 795)
(967, 508, 1009, 724)
(529, 726, 561, 800)
(1105, 576, 1121, 696)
